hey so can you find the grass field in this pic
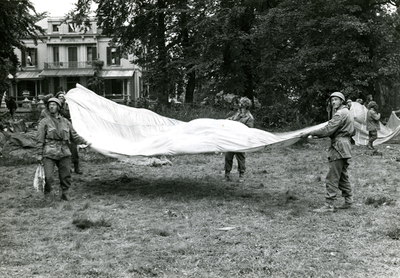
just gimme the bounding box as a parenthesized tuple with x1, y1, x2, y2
(0, 138, 399, 277)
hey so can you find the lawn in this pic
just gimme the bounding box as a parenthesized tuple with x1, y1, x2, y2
(0, 138, 399, 277)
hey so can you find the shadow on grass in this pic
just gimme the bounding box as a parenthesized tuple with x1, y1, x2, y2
(78, 173, 309, 215)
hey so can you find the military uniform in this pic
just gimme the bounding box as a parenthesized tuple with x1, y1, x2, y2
(366, 102, 381, 149)
(37, 112, 88, 200)
(310, 104, 355, 206)
(224, 108, 254, 180)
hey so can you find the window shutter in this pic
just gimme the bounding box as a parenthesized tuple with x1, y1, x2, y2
(116, 47, 121, 65)
(34, 48, 38, 66)
(21, 50, 26, 67)
(107, 47, 111, 65)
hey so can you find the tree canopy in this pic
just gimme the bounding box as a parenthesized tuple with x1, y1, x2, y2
(68, 0, 400, 124)
(0, 0, 46, 93)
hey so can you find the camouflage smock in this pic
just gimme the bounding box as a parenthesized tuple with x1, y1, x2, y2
(310, 106, 355, 161)
(37, 114, 87, 160)
(227, 110, 254, 128)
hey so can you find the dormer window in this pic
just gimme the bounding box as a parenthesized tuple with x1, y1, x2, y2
(52, 24, 59, 32)
(68, 23, 77, 33)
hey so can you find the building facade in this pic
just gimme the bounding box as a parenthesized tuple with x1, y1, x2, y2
(9, 17, 142, 105)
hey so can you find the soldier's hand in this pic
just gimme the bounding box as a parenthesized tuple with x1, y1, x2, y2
(80, 142, 92, 149)
(300, 133, 310, 139)
(36, 155, 43, 164)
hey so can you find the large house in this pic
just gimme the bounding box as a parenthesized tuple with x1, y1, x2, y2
(8, 17, 142, 105)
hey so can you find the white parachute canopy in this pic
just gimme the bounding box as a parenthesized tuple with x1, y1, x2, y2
(65, 84, 324, 158)
(65, 84, 400, 158)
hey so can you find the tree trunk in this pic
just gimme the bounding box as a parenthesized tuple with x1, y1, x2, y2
(243, 64, 254, 104)
(180, 1, 195, 103)
(156, 0, 169, 105)
(185, 71, 195, 103)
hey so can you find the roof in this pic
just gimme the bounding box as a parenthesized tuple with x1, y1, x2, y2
(11, 71, 43, 79)
(10, 69, 134, 79)
(99, 70, 135, 78)
(40, 69, 95, 77)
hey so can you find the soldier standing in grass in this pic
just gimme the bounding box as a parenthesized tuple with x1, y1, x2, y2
(366, 101, 381, 150)
(224, 97, 254, 182)
(36, 98, 90, 201)
(301, 92, 355, 212)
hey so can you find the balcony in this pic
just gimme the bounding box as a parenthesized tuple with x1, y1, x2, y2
(44, 61, 95, 69)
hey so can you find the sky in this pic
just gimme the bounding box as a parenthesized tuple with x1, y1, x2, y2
(31, 0, 79, 17)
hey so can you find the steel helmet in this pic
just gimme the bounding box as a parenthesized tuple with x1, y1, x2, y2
(367, 101, 378, 110)
(47, 97, 62, 108)
(239, 97, 252, 108)
(330, 92, 345, 102)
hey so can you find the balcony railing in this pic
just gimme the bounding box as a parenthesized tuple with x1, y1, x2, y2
(44, 61, 95, 69)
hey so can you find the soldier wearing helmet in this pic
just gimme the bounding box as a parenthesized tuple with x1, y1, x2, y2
(223, 97, 254, 182)
(366, 101, 381, 150)
(36, 97, 90, 201)
(301, 92, 355, 212)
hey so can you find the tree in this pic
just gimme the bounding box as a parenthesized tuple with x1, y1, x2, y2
(0, 0, 46, 93)
(190, 0, 277, 104)
(68, 0, 205, 104)
(69, 0, 400, 123)
(255, 0, 400, 122)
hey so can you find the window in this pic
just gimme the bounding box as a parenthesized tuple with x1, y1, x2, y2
(52, 24, 59, 32)
(104, 79, 123, 97)
(67, 77, 80, 92)
(68, 47, 78, 68)
(107, 47, 121, 66)
(68, 23, 77, 33)
(53, 77, 60, 94)
(87, 46, 97, 62)
(53, 47, 59, 63)
(21, 48, 37, 67)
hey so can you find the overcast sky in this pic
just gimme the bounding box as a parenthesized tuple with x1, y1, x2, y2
(31, 0, 79, 17)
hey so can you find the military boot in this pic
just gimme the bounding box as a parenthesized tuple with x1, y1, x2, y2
(337, 197, 354, 209)
(223, 172, 231, 182)
(61, 190, 70, 201)
(74, 162, 83, 174)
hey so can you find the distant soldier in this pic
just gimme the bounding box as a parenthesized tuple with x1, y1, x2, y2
(366, 101, 381, 150)
(223, 97, 254, 182)
(5, 96, 18, 120)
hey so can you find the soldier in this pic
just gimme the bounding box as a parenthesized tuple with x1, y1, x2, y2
(301, 92, 355, 212)
(36, 98, 90, 201)
(366, 101, 381, 150)
(224, 97, 254, 182)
